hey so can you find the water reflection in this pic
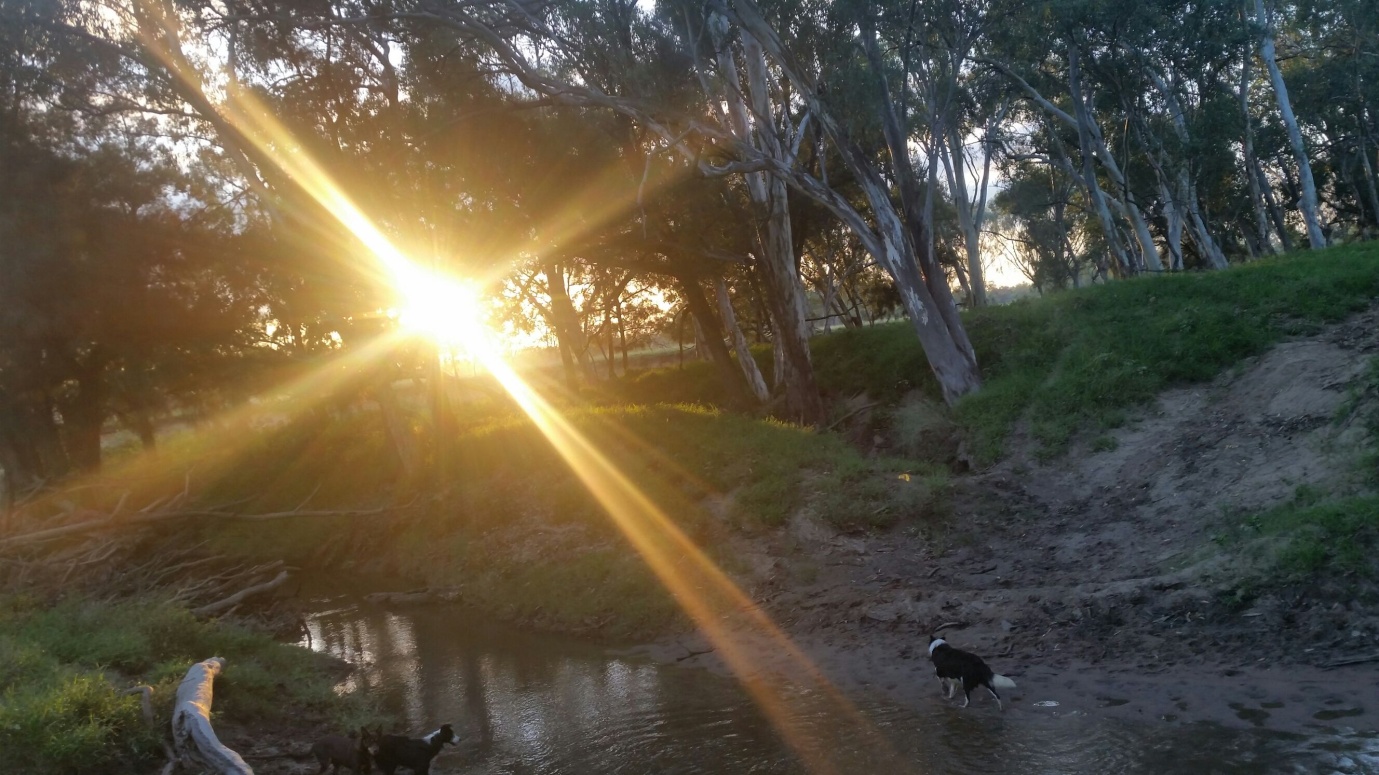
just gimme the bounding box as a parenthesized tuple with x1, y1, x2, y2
(304, 602, 1379, 774)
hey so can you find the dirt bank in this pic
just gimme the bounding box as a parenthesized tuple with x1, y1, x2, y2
(638, 307, 1379, 732)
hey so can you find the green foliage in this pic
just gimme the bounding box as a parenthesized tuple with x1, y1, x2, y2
(811, 325, 937, 402)
(0, 598, 373, 775)
(812, 461, 947, 531)
(1249, 496, 1379, 579)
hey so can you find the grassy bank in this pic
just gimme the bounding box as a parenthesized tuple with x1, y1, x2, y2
(1217, 354, 1379, 589)
(611, 246, 1379, 464)
(0, 597, 374, 774)
(806, 244, 1379, 463)
(169, 246, 1378, 635)
(196, 402, 947, 637)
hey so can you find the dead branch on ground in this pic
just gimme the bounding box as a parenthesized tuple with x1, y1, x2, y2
(171, 658, 254, 775)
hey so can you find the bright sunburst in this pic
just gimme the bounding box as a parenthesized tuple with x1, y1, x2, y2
(392, 267, 488, 352)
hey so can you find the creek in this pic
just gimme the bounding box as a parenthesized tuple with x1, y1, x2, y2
(302, 600, 1378, 774)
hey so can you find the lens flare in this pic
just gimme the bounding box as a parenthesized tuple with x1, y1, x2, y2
(393, 270, 486, 350)
(123, 9, 912, 773)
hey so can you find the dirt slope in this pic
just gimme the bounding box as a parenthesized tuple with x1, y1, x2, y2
(671, 307, 1379, 728)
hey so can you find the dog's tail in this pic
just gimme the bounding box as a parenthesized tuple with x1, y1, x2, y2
(992, 674, 1017, 689)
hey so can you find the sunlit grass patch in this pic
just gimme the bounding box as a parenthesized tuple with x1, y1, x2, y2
(0, 597, 375, 775)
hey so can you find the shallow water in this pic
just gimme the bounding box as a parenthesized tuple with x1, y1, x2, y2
(303, 602, 1379, 774)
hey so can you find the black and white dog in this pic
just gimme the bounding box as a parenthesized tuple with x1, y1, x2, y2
(928, 636, 1016, 709)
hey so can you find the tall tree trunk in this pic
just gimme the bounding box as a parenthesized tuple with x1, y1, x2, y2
(1065, 51, 1159, 272)
(705, 0, 982, 404)
(1067, 46, 1135, 275)
(1255, 0, 1326, 248)
(853, 14, 980, 394)
(715, 276, 770, 403)
(989, 55, 1157, 271)
(1184, 187, 1229, 269)
(1142, 67, 1229, 269)
(1239, 44, 1277, 254)
(1357, 132, 1379, 229)
(603, 304, 616, 379)
(1256, 158, 1294, 250)
(678, 277, 751, 407)
(709, 15, 823, 423)
(939, 129, 986, 306)
(63, 360, 106, 473)
(1159, 180, 1186, 270)
(618, 300, 630, 375)
(544, 260, 589, 390)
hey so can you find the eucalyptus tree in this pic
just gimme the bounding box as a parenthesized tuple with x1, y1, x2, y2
(981, 2, 1164, 275)
(994, 132, 1093, 290)
(387, 0, 985, 414)
(856, 0, 1009, 307)
(1253, 0, 1327, 247)
(0, 0, 284, 477)
(1096, 0, 1240, 269)
(1286, 0, 1379, 233)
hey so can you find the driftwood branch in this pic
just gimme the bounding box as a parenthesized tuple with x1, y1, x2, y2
(191, 570, 291, 618)
(126, 684, 179, 774)
(826, 401, 880, 431)
(172, 658, 253, 774)
(124, 685, 155, 725)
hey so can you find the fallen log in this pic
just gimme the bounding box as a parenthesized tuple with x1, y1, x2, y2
(171, 658, 253, 775)
(191, 570, 292, 618)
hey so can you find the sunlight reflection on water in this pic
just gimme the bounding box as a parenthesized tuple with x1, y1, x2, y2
(303, 601, 1379, 774)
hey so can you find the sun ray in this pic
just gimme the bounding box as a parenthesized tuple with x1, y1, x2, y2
(4, 331, 406, 530)
(472, 353, 911, 773)
(123, 10, 912, 772)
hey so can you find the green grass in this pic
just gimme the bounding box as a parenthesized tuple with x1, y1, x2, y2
(0, 597, 374, 775)
(1242, 495, 1379, 579)
(812, 245, 1379, 462)
(106, 247, 1379, 639)
(616, 246, 1379, 464)
(1211, 481, 1379, 585)
(442, 402, 946, 534)
(197, 402, 947, 636)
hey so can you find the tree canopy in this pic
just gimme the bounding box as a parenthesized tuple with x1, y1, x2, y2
(1, 0, 1376, 477)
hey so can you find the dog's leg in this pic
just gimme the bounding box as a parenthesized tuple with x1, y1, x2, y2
(986, 684, 1003, 711)
(961, 677, 977, 708)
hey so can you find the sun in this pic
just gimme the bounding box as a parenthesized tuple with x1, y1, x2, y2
(392, 267, 489, 352)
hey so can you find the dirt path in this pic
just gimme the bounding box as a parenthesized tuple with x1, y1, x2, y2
(678, 307, 1379, 731)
